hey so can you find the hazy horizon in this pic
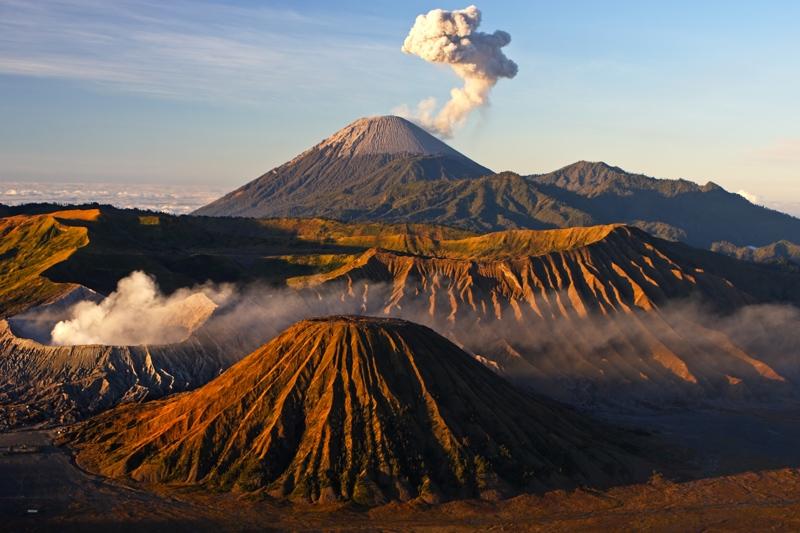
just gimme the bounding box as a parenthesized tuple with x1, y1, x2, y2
(3, 171, 800, 219)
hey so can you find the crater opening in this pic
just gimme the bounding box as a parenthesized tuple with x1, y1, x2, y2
(8, 272, 219, 346)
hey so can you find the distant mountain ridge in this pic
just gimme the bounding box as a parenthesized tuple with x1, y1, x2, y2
(529, 160, 722, 197)
(712, 240, 800, 267)
(525, 161, 800, 247)
(195, 116, 800, 250)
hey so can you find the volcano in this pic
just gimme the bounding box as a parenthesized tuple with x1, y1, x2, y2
(194, 115, 491, 218)
(195, 114, 800, 250)
(70, 316, 650, 504)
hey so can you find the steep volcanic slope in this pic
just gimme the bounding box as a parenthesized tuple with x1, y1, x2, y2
(70, 317, 651, 503)
(0, 209, 96, 317)
(294, 226, 800, 405)
(194, 116, 491, 218)
(299, 224, 800, 313)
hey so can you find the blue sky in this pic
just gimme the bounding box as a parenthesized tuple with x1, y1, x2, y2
(0, 0, 798, 210)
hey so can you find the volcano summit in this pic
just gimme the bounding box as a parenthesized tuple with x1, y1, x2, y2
(194, 115, 491, 218)
(70, 316, 650, 504)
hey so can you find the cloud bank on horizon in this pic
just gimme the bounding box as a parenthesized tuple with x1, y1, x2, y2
(397, 5, 518, 138)
(0, 182, 227, 215)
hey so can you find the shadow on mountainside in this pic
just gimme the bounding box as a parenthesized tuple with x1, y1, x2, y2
(37, 205, 389, 294)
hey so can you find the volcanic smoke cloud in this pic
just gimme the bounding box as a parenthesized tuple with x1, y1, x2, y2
(51, 271, 227, 346)
(399, 5, 518, 138)
(42, 270, 800, 401)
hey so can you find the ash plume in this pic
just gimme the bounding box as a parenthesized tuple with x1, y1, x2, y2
(398, 5, 518, 138)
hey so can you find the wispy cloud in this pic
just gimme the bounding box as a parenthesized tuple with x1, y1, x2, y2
(0, 0, 396, 103)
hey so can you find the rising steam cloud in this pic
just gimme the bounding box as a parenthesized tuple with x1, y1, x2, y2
(398, 5, 518, 137)
(41, 269, 800, 408)
(50, 271, 231, 346)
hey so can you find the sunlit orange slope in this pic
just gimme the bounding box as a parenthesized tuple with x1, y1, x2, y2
(70, 316, 652, 504)
(0, 209, 97, 317)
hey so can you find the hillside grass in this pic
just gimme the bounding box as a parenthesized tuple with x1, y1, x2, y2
(0, 210, 96, 317)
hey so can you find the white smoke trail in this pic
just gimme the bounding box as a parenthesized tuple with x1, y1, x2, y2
(398, 5, 518, 138)
(50, 271, 230, 346)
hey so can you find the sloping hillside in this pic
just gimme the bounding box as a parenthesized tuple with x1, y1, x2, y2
(0, 205, 477, 304)
(70, 316, 652, 503)
(191, 115, 800, 249)
(0, 209, 97, 317)
(195, 116, 491, 218)
(343, 164, 800, 248)
(712, 240, 800, 267)
(527, 161, 800, 248)
(294, 226, 800, 405)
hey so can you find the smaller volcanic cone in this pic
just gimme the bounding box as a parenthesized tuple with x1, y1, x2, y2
(70, 316, 652, 504)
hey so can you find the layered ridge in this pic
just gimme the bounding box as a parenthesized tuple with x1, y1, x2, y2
(293, 226, 797, 404)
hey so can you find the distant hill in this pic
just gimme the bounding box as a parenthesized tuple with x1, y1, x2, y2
(240, 162, 800, 249)
(526, 161, 800, 248)
(712, 239, 800, 268)
(70, 316, 652, 503)
(529, 160, 714, 196)
(194, 116, 800, 249)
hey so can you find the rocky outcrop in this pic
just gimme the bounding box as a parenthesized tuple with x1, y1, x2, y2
(0, 318, 260, 429)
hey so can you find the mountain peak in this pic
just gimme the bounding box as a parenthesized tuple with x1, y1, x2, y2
(552, 160, 627, 182)
(530, 160, 709, 197)
(193, 115, 490, 218)
(70, 315, 647, 503)
(565, 160, 618, 171)
(316, 115, 469, 159)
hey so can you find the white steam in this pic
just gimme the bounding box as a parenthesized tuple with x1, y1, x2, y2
(737, 190, 760, 205)
(50, 271, 229, 346)
(36, 268, 800, 409)
(398, 5, 518, 137)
